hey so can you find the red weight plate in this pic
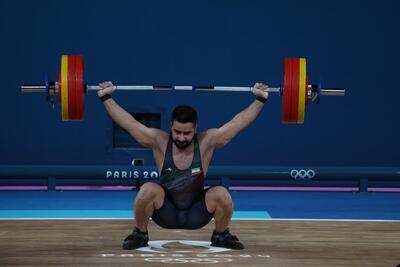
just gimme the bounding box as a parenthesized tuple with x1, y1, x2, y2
(290, 58, 300, 123)
(282, 58, 292, 123)
(75, 55, 84, 121)
(68, 56, 76, 120)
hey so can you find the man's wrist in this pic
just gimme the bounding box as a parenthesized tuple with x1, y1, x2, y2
(101, 94, 112, 102)
(256, 96, 267, 104)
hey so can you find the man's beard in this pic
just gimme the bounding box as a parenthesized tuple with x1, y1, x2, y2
(173, 138, 194, 150)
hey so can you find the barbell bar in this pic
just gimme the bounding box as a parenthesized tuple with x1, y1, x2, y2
(21, 55, 345, 123)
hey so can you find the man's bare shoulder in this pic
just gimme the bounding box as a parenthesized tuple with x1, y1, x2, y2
(153, 129, 169, 148)
(198, 129, 218, 144)
(153, 128, 169, 137)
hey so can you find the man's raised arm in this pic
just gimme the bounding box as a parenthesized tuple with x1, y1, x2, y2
(205, 83, 269, 148)
(98, 81, 161, 148)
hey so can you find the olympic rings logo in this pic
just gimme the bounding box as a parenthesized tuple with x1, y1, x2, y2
(144, 257, 232, 264)
(290, 169, 316, 180)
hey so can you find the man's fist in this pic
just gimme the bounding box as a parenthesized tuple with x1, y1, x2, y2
(252, 83, 269, 100)
(98, 81, 116, 97)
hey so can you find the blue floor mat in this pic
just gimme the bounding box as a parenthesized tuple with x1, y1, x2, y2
(0, 191, 399, 220)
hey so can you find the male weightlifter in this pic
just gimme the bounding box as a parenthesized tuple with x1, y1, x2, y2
(98, 82, 268, 250)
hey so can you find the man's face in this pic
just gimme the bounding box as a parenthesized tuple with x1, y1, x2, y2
(171, 120, 196, 150)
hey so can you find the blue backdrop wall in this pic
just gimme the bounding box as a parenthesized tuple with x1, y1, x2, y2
(0, 0, 399, 167)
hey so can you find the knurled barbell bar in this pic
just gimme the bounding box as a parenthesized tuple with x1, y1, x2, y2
(21, 55, 345, 123)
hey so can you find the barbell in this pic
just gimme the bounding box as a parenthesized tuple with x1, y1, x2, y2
(21, 55, 345, 124)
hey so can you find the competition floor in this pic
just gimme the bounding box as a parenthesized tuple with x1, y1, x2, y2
(0, 190, 399, 266)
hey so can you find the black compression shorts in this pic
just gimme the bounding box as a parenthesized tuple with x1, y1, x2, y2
(151, 187, 213, 229)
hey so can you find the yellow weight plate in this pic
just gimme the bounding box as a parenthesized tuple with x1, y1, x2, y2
(61, 55, 69, 121)
(297, 58, 306, 124)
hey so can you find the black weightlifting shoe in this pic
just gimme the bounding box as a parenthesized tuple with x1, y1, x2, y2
(122, 227, 149, 250)
(210, 228, 244, 250)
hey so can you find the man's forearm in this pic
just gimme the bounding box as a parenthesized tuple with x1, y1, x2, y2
(231, 99, 265, 131)
(102, 98, 137, 131)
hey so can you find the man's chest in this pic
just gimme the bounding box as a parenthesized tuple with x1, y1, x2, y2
(173, 152, 194, 170)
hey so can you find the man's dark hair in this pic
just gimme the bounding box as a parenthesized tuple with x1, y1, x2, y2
(172, 105, 198, 125)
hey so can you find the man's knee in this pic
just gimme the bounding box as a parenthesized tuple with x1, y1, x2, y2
(136, 182, 164, 204)
(205, 186, 233, 212)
